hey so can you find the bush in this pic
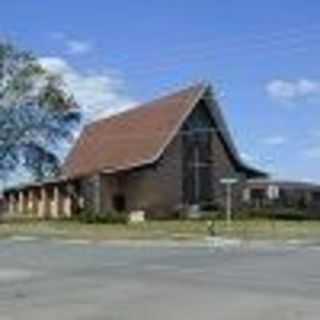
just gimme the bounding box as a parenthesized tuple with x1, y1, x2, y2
(78, 209, 128, 224)
(238, 208, 311, 221)
(200, 202, 221, 212)
(145, 207, 224, 222)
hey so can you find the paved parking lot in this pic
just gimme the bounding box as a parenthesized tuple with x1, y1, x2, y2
(0, 238, 320, 319)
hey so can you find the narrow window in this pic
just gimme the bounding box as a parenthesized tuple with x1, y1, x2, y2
(112, 194, 126, 212)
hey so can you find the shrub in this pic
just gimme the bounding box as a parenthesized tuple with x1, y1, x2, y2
(238, 208, 311, 221)
(78, 209, 128, 224)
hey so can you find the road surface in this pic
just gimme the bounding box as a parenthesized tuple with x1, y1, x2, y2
(0, 238, 319, 319)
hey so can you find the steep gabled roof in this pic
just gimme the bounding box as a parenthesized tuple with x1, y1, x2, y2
(62, 83, 266, 178)
(201, 87, 266, 178)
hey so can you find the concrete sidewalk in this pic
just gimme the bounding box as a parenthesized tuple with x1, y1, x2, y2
(5, 234, 320, 250)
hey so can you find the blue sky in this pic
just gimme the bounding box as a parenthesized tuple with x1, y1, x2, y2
(1, 0, 320, 182)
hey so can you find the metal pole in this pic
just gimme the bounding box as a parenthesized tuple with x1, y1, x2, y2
(226, 183, 232, 225)
(220, 178, 237, 226)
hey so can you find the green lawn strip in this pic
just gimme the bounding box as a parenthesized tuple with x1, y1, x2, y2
(0, 219, 320, 241)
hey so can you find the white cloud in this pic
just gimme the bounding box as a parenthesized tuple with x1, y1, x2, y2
(266, 79, 320, 101)
(262, 136, 287, 146)
(49, 32, 93, 55)
(39, 57, 136, 122)
(65, 40, 92, 55)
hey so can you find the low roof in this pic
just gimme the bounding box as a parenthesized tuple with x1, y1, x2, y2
(248, 179, 320, 191)
(62, 83, 266, 178)
(3, 176, 71, 194)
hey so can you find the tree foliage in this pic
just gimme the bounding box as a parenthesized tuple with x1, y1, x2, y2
(0, 42, 80, 181)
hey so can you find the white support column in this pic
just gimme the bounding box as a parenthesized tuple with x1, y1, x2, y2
(63, 184, 73, 219)
(28, 189, 35, 216)
(9, 193, 16, 215)
(63, 195, 72, 219)
(39, 187, 49, 219)
(18, 191, 23, 214)
(243, 188, 251, 203)
(52, 186, 61, 219)
(18, 191, 25, 215)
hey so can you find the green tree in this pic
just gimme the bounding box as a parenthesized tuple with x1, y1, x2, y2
(0, 42, 80, 181)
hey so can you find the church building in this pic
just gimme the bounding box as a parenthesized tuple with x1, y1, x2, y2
(3, 83, 266, 218)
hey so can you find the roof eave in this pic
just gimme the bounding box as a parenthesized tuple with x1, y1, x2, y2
(240, 164, 269, 178)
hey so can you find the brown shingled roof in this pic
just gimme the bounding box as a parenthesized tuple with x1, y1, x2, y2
(62, 83, 266, 179)
(62, 83, 206, 178)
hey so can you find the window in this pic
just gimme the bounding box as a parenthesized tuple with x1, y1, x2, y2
(182, 103, 214, 206)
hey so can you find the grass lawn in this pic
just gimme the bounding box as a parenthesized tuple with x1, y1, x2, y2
(1, 218, 320, 241)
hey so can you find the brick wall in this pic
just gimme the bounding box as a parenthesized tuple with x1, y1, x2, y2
(121, 134, 183, 217)
(96, 128, 246, 216)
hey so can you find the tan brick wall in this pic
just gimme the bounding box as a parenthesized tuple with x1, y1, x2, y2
(90, 134, 183, 216)
(123, 134, 183, 216)
(85, 126, 246, 216)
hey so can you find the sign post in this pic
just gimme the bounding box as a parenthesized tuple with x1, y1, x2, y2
(220, 178, 239, 225)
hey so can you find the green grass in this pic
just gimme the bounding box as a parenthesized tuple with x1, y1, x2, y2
(1, 218, 320, 241)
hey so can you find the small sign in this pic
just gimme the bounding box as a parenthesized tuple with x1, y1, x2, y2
(129, 210, 145, 223)
(220, 178, 238, 185)
(267, 185, 280, 200)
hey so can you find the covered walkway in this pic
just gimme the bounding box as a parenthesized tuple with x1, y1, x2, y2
(3, 178, 81, 219)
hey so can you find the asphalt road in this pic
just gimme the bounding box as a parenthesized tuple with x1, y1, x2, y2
(0, 238, 320, 319)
